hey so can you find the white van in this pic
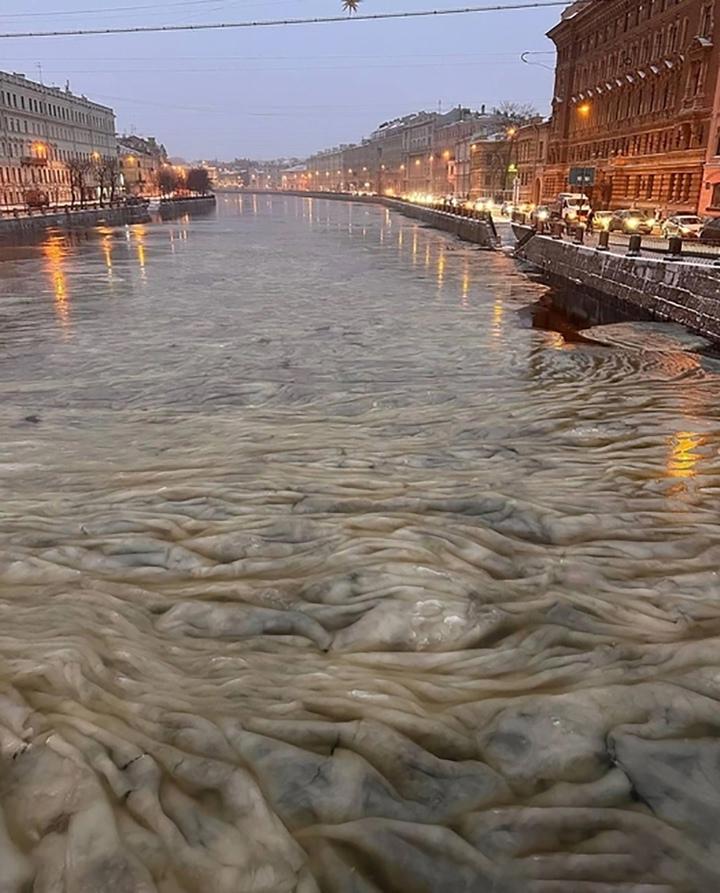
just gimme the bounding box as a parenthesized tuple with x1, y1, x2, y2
(553, 193, 591, 222)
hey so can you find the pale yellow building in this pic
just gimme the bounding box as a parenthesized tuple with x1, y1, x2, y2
(0, 71, 116, 208)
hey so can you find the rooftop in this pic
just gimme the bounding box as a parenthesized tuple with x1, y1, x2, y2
(0, 69, 114, 114)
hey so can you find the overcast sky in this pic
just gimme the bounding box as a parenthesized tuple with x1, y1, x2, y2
(0, 0, 561, 161)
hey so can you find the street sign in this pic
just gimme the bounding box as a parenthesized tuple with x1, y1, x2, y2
(569, 166, 596, 187)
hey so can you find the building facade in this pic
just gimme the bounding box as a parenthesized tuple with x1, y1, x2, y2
(514, 119, 550, 204)
(469, 134, 512, 200)
(0, 71, 116, 208)
(544, 0, 720, 214)
(118, 135, 167, 197)
(296, 107, 503, 200)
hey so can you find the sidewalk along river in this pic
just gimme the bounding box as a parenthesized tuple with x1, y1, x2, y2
(0, 194, 719, 891)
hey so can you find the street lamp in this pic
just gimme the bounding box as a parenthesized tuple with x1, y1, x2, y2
(578, 103, 591, 117)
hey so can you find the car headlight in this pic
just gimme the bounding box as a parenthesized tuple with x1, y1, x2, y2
(537, 210, 549, 221)
(626, 218, 640, 230)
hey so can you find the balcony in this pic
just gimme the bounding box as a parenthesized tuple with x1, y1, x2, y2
(21, 156, 48, 167)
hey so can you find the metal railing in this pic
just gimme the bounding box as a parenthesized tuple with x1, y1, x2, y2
(520, 216, 720, 264)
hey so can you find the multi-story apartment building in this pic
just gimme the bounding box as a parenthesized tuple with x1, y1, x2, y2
(306, 147, 344, 191)
(470, 134, 512, 200)
(0, 71, 116, 208)
(431, 108, 495, 198)
(544, 0, 720, 214)
(118, 134, 167, 197)
(293, 107, 529, 203)
(514, 119, 550, 205)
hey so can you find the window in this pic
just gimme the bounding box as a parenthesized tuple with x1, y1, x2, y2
(700, 3, 714, 38)
(711, 183, 720, 208)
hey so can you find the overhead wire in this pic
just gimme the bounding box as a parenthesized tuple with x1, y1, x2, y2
(0, 2, 572, 39)
(0, 0, 264, 18)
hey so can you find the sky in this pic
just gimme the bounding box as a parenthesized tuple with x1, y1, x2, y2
(0, 0, 562, 161)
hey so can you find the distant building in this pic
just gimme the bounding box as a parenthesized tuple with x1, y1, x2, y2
(431, 107, 497, 198)
(544, 0, 720, 213)
(281, 163, 309, 191)
(469, 133, 511, 201)
(296, 107, 501, 199)
(0, 71, 116, 207)
(118, 135, 167, 197)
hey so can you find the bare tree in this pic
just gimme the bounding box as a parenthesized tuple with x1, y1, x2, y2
(158, 168, 180, 196)
(491, 101, 540, 127)
(342, 0, 362, 11)
(94, 155, 121, 205)
(67, 158, 92, 209)
(186, 167, 212, 195)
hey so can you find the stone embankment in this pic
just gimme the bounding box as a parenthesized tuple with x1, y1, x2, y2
(515, 227, 720, 342)
(158, 195, 217, 218)
(387, 199, 496, 249)
(0, 195, 217, 242)
(0, 205, 150, 240)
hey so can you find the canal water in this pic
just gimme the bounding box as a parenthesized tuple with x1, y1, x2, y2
(1, 195, 719, 892)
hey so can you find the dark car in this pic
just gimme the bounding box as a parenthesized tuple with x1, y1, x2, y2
(25, 189, 50, 210)
(699, 217, 720, 244)
(608, 209, 653, 235)
(125, 195, 149, 207)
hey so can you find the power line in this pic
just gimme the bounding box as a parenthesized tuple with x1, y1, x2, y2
(31, 58, 553, 74)
(0, 0, 251, 18)
(0, 2, 572, 40)
(0, 49, 547, 61)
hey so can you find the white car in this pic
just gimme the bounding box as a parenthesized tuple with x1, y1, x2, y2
(662, 215, 703, 239)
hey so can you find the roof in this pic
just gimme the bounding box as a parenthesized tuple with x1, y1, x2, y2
(547, 0, 594, 39)
(0, 69, 114, 115)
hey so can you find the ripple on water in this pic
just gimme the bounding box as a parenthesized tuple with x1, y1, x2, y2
(0, 198, 719, 891)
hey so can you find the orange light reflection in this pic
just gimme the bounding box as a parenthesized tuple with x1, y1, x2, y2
(43, 239, 70, 328)
(667, 432, 702, 480)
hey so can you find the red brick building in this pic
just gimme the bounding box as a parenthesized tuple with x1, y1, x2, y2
(544, 0, 720, 215)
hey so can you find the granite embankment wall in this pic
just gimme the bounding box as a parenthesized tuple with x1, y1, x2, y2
(0, 206, 149, 240)
(516, 230, 720, 341)
(387, 200, 495, 248)
(232, 190, 496, 249)
(0, 195, 217, 241)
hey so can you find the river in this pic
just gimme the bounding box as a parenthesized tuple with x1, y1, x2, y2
(0, 195, 719, 892)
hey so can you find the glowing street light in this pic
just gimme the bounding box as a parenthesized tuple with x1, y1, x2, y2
(578, 103, 591, 117)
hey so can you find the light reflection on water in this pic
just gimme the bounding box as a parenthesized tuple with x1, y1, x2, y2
(42, 237, 70, 329)
(0, 196, 719, 892)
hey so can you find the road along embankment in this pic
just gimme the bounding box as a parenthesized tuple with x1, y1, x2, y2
(514, 227, 720, 342)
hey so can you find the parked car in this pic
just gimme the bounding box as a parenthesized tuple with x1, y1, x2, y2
(590, 210, 614, 231)
(552, 192, 591, 223)
(25, 189, 50, 210)
(662, 215, 704, 239)
(125, 195, 149, 207)
(530, 205, 552, 224)
(608, 209, 653, 235)
(474, 197, 493, 212)
(699, 217, 720, 244)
